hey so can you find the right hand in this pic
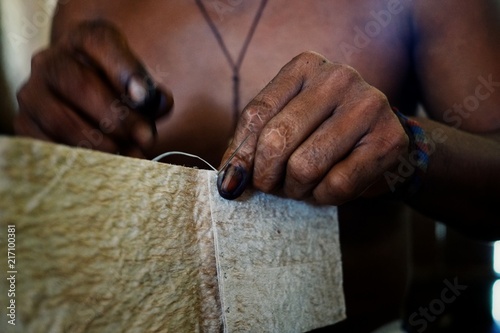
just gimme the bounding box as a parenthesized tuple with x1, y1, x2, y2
(15, 20, 173, 158)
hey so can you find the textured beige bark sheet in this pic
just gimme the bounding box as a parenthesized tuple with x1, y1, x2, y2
(0, 137, 345, 332)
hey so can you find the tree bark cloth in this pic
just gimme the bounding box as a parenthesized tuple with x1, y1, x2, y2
(0, 136, 345, 333)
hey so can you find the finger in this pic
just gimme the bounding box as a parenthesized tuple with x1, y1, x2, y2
(283, 104, 369, 199)
(282, 86, 386, 199)
(17, 81, 119, 153)
(13, 113, 53, 142)
(250, 61, 367, 193)
(217, 58, 305, 199)
(218, 52, 340, 170)
(251, 91, 335, 193)
(285, 87, 402, 201)
(65, 20, 173, 122)
(39, 49, 152, 147)
(313, 129, 406, 205)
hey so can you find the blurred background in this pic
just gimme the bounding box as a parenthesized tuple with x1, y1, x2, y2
(0, 1, 498, 332)
(0, 0, 53, 135)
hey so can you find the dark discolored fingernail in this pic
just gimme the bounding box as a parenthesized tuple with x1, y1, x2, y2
(217, 164, 249, 200)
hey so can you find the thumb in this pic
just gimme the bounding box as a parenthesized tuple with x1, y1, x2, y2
(217, 133, 256, 200)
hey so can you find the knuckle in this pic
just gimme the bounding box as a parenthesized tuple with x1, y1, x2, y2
(391, 129, 409, 153)
(382, 132, 406, 153)
(387, 131, 409, 162)
(317, 171, 356, 203)
(374, 117, 409, 157)
(240, 95, 278, 131)
(364, 88, 389, 110)
(252, 94, 281, 112)
(294, 51, 328, 66)
(257, 140, 281, 164)
(287, 153, 321, 186)
(259, 124, 293, 160)
(348, 88, 390, 119)
(288, 51, 331, 75)
(333, 64, 362, 87)
(373, 134, 406, 167)
(313, 64, 363, 95)
(253, 165, 279, 193)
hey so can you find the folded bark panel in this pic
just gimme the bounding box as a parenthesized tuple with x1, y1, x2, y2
(0, 137, 345, 333)
(208, 177, 345, 332)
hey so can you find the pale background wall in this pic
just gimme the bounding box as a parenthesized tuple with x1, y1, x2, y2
(0, 0, 55, 134)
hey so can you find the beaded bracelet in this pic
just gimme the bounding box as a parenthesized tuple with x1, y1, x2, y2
(393, 109, 430, 198)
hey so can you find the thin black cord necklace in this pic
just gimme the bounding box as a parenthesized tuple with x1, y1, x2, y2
(194, 0, 269, 129)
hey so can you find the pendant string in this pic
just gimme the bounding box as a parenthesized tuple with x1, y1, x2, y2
(195, 0, 269, 129)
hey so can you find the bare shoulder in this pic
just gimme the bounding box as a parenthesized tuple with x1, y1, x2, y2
(411, 0, 500, 36)
(409, 0, 500, 132)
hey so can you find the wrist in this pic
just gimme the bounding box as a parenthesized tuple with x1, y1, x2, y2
(392, 109, 430, 199)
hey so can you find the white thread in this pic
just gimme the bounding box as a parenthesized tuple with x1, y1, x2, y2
(206, 171, 228, 333)
(152, 151, 218, 172)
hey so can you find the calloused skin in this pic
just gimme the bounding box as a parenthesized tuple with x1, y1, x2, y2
(14, 0, 500, 330)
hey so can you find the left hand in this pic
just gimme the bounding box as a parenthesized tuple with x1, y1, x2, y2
(218, 51, 409, 204)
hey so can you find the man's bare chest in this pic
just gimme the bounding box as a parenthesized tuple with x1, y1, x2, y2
(102, 0, 410, 101)
(72, 0, 412, 163)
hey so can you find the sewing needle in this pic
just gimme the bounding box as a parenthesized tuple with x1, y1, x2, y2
(218, 134, 252, 175)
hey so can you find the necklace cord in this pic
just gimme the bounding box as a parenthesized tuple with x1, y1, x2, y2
(194, 0, 269, 128)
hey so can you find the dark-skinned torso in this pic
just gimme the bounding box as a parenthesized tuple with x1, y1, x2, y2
(53, 0, 417, 329)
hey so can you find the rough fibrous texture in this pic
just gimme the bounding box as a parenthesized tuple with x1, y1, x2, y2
(0, 137, 345, 333)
